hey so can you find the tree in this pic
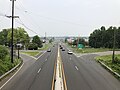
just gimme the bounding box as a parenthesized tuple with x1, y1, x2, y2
(0, 45, 8, 60)
(0, 29, 8, 46)
(89, 26, 120, 48)
(32, 35, 43, 48)
(0, 27, 30, 49)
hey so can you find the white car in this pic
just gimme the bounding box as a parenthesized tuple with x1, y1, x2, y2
(68, 50, 73, 54)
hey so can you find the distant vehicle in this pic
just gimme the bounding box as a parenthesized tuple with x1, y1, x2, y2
(62, 48, 65, 51)
(68, 50, 73, 54)
(47, 49, 51, 52)
(60, 47, 63, 49)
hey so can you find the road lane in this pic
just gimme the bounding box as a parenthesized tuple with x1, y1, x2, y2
(60, 46, 120, 90)
(1, 45, 58, 90)
(29, 46, 58, 90)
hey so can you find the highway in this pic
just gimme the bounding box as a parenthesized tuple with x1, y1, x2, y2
(1, 45, 58, 90)
(1, 44, 120, 90)
(60, 46, 120, 90)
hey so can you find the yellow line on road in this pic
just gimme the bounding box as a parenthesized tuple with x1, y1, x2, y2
(51, 60, 56, 90)
(61, 60, 68, 90)
(59, 50, 68, 90)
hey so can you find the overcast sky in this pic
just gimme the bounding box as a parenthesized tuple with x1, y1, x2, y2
(0, 0, 120, 37)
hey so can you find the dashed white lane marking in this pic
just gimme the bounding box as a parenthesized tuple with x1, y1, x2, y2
(37, 68, 41, 73)
(70, 57, 71, 60)
(0, 63, 24, 90)
(75, 66, 79, 71)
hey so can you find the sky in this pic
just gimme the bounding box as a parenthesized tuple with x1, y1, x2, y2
(0, 0, 120, 37)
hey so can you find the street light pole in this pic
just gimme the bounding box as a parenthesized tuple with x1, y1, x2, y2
(10, 0, 16, 63)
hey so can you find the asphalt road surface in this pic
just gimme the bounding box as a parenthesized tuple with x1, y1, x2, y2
(1, 45, 58, 90)
(1, 44, 120, 90)
(60, 46, 120, 90)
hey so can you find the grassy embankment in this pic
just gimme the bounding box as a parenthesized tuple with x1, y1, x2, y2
(0, 57, 20, 76)
(96, 55, 120, 78)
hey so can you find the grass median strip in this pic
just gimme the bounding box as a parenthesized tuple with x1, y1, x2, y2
(95, 55, 120, 79)
(21, 51, 40, 57)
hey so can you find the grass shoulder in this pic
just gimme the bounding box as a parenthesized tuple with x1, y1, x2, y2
(95, 55, 120, 77)
(21, 51, 40, 56)
(73, 47, 110, 53)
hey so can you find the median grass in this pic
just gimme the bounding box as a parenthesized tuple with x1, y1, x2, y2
(21, 51, 40, 56)
(0, 56, 21, 76)
(95, 55, 120, 76)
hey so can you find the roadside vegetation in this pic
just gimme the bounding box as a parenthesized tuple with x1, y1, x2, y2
(39, 43, 52, 51)
(0, 45, 20, 76)
(21, 51, 40, 56)
(95, 55, 120, 76)
(70, 47, 110, 53)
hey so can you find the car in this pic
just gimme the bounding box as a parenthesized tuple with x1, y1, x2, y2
(47, 49, 51, 52)
(62, 48, 65, 51)
(60, 46, 63, 49)
(68, 50, 73, 54)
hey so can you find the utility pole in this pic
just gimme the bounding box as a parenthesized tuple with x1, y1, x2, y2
(112, 27, 116, 63)
(10, 0, 19, 63)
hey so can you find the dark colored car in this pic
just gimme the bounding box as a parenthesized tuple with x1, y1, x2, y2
(47, 49, 51, 52)
(62, 48, 65, 51)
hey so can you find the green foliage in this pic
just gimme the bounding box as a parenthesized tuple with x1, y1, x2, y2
(95, 55, 120, 75)
(0, 27, 30, 49)
(0, 45, 8, 60)
(49, 39, 53, 43)
(0, 46, 20, 76)
(71, 38, 86, 47)
(89, 26, 120, 48)
(28, 43, 38, 50)
(0, 56, 20, 76)
(32, 35, 43, 48)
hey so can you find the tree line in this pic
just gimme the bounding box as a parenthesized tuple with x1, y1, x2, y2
(89, 26, 120, 48)
(0, 27, 43, 50)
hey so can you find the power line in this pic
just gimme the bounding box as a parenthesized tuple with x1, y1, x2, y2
(15, 1, 82, 26)
(15, 18, 39, 35)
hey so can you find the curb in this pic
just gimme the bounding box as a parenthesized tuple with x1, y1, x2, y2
(98, 60, 120, 78)
(0, 58, 23, 80)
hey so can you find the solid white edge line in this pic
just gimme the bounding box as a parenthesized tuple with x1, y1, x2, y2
(37, 51, 46, 60)
(21, 53, 37, 60)
(0, 63, 24, 90)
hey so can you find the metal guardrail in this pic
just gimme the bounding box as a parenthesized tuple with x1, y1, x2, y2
(98, 60, 120, 78)
(0, 59, 23, 80)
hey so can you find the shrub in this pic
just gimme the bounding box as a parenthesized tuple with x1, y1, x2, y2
(0, 45, 9, 60)
(28, 43, 38, 50)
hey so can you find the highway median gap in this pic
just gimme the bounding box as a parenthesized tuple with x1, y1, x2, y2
(53, 47, 67, 90)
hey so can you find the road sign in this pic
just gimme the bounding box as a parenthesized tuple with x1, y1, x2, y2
(78, 44, 84, 49)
